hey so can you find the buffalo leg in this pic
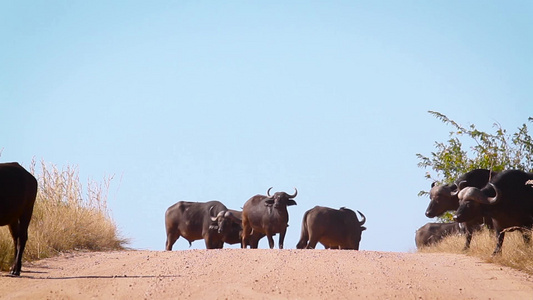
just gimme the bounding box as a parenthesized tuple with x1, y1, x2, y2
(8, 205, 34, 276)
(8, 220, 25, 276)
(493, 231, 505, 255)
(248, 233, 261, 249)
(266, 233, 275, 249)
(241, 222, 252, 249)
(296, 238, 308, 249)
(463, 232, 473, 250)
(242, 236, 250, 249)
(522, 230, 531, 244)
(165, 231, 180, 251)
(250, 238, 259, 249)
(307, 236, 319, 249)
(278, 229, 286, 249)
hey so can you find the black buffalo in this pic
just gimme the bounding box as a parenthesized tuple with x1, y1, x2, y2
(456, 169, 533, 254)
(426, 169, 495, 249)
(0, 162, 38, 276)
(415, 222, 462, 248)
(165, 200, 228, 250)
(209, 209, 265, 248)
(241, 188, 297, 249)
(296, 206, 366, 250)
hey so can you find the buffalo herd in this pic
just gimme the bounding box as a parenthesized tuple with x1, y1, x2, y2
(3, 159, 533, 276)
(417, 168, 533, 255)
(165, 188, 367, 251)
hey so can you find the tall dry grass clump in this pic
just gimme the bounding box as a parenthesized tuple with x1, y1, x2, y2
(0, 160, 128, 271)
(418, 227, 533, 275)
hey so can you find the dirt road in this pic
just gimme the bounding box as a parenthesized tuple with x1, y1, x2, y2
(2, 249, 533, 299)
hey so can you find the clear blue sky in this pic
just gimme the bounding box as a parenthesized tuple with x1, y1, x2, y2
(1, 1, 532, 251)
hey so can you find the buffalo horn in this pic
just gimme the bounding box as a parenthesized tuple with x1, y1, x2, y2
(288, 188, 298, 198)
(450, 181, 466, 197)
(458, 185, 499, 205)
(485, 183, 500, 204)
(209, 206, 218, 222)
(266, 187, 273, 197)
(357, 210, 366, 226)
(457, 180, 468, 190)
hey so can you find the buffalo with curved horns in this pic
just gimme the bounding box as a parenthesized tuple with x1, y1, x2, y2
(0, 162, 38, 276)
(165, 200, 228, 250)
(426, 169, 495, 249)
(209, 209, 265, 247)
(296, 206, 366, 250)
(241, 187, 297, 249)
(456, 169, 533, 254)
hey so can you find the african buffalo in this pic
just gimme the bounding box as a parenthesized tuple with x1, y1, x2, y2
(209, 209, 265, 248)
(426, 169, 495, 249)
(456, 169, 533, 254)
(241, 187, 297, 249)
(415, 222, 462, 248)
(165, 200, 228, 250)
(296, 206, 366, 250)
(0, 162, 38, 276)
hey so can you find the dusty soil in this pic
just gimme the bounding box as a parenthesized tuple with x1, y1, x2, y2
(2, 249, 533, 299)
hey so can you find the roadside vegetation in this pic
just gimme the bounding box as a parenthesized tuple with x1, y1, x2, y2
(418, 228, 533, 275)
(0, 160, 128, 271)
(417, 112, 533, 274)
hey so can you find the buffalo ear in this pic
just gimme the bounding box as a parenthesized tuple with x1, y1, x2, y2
(287, 200, 297, 206)
(265, 199, 274, 205)
(361, 226, 367, 231)
(431, 182, 436, 188)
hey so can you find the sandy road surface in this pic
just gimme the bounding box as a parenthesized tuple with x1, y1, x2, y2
(1, 249, 533, 299)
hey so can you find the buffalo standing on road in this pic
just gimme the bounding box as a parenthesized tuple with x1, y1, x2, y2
(456, 169, 533, 254)
(241, 188, 297, 249)
(165, 200, 228, 250)
(426, 169, 495, 249)
(296, 206, 366, 250)
(0, 162, 38, 276)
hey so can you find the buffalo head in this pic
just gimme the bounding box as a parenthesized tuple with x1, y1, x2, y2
(265, 187, 298, 208)
(426, 181, 468, 218)
(210, 207, 241, 234)
(354, 210, 367, 250)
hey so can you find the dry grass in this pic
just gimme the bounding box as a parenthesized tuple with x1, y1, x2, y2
(418, 227, 533, 275)
(0, 160, 128, 271)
